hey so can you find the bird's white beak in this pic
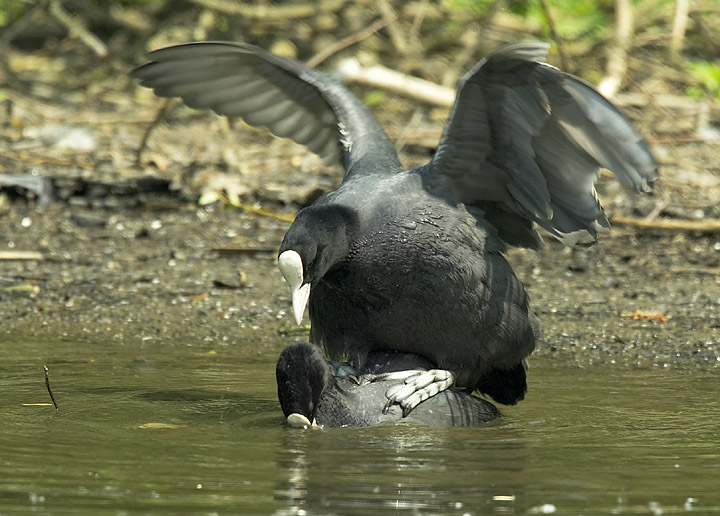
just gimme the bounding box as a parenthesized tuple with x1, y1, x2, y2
(278, 250, 311, 325)
(286, 413, 321, 429)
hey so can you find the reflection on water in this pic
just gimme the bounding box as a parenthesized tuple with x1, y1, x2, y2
(1, 335, 718, 515)
(274, 424, 530, 515)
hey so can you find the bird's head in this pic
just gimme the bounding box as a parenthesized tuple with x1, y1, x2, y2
(278, 205, 357, 324)
(276, 342, 332, 428)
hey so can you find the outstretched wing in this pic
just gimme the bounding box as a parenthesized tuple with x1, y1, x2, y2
(429, 41, 658, 248)
(131, 42, 402, 178)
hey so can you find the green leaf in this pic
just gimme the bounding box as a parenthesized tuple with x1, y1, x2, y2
(364, 90, 386, 107)
(689, 61, 720, 99)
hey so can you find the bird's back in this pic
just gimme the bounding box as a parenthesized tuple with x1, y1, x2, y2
(310, 182, 538, 397)
(317, 375, 501, 427)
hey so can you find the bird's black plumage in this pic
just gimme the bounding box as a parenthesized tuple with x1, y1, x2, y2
(276, 342, 501, 427)
(132, 41, 657, 406)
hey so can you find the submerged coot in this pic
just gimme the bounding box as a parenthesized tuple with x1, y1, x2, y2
(132, 42, 657, 408)
(276, 342, 501, 428)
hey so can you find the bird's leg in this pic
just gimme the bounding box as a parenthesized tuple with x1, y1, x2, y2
(380, 369, 455, 417)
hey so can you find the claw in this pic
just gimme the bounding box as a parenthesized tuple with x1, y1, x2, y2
(382, 369, 455, 416)
(382, 380, 421, 414)
(354, 368, 456, 416)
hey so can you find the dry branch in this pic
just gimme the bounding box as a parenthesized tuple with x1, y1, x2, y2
(669, 266, 720, 275)
(337, 58, 719, 124)
(188, 0, 346, 19)
(670, 0, 690, 58)
(375, 0, 408, 55)
(337, 58, 455, 107)
(48, 0, 108, 57)
(598, 0, 633, 98)
(306, 14, 397, 68)
(0, 251, 44, 260)
(611, 216, 720, 233)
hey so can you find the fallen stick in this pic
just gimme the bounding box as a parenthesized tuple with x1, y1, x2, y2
(336, 58, 720, 118)
(611, 215, 720, 232)
(337, 57, 455, 107)
(211, 247, 278, 256)
(0, 251, 44, 260)
(188, 0, 345, 19)
(670, 266, 720, 275)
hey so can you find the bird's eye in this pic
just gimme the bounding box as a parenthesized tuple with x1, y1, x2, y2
(307, 260, 315, 269)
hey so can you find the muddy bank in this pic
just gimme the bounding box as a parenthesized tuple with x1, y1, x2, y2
(2, 187, 718, 372)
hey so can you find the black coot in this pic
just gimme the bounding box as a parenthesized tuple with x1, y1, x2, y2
(276, 342, 501, 428)
(132, 42, 657, 406)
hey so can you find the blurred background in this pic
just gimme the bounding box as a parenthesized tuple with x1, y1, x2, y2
(2, 0, 720, 207)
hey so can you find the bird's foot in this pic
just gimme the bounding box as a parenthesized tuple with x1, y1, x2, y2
(384, 369, 455, 416)
(358, 369, 455, 417)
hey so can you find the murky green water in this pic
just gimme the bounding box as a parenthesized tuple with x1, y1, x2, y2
(2, 335, 718, 515)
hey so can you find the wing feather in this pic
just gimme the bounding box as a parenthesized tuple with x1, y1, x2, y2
(131, 41, 402, 177)
(430, 42, 657, 247)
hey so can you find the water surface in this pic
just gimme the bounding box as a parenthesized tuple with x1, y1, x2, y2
(2, 335, 718, 515)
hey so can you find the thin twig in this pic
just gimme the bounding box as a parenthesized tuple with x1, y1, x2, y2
(188, 0, 346, 18)
(48, 0, 108, 57)
(0, 149, 95, 170)
(669, 266, 720, 276)
(306, 14, 397, 68)
(375, 0, 408, 54)
(611, 216, 720, 232)
(216, 192, 295, 223)
(44, 365, 59, 413)
(212, 247, 278, 255)
(135, 98, 177, 168)
(409, 0, 427, 38)
(643, 194, 671, 222)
